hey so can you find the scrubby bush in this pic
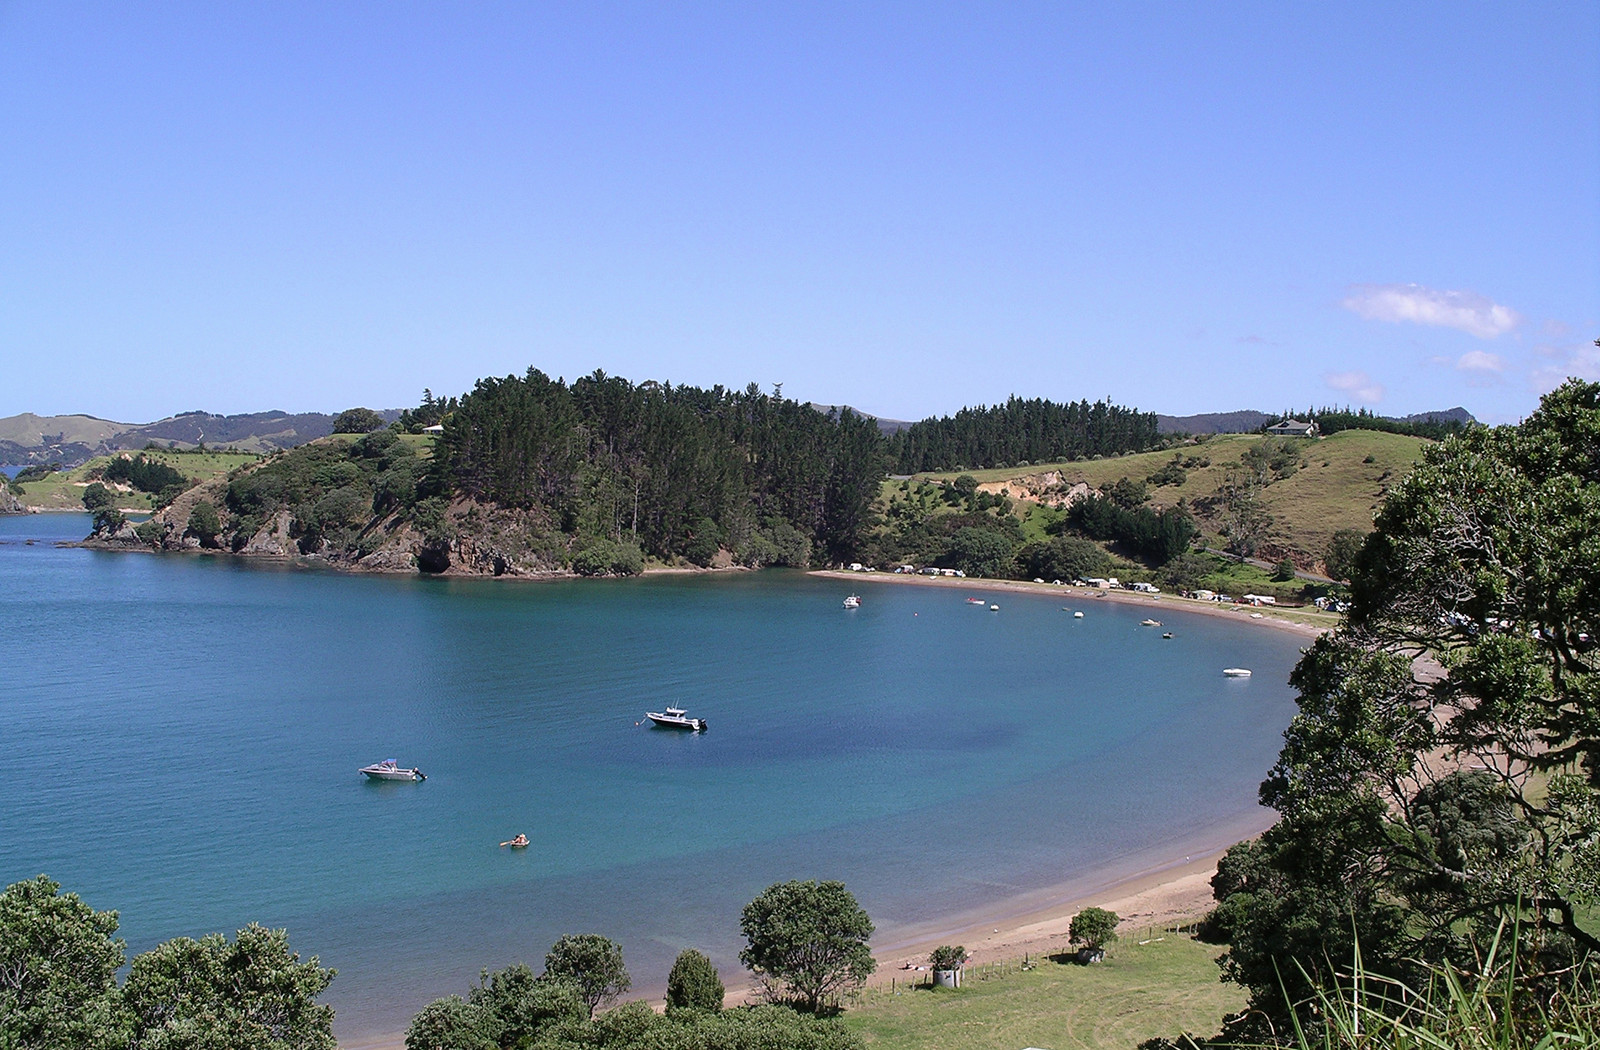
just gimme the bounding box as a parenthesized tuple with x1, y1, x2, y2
(665, 948, 724, 1013)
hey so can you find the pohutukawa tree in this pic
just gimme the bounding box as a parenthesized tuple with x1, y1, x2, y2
(1209, 379, 1600, 1040)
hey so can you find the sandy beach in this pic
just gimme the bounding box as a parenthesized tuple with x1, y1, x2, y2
(811, 568, 1336, 640)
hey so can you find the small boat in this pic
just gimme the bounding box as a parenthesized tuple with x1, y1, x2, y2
(646, 706, 708, 731)
(842, 594, 861, 609)
(1222, 668, 1252, 677)
(1073, 611, 1084, 618)
(989, 604, 1000, 611)
(501, 834, 529, 849)
(1141, 619, 1162, 627)
(360, 759, 425, 781)
(1162, 632, 1173, 639)
(966, 597, 987, 605)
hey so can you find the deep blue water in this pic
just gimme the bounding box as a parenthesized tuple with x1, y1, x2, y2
(0, 513, 1304, 1041)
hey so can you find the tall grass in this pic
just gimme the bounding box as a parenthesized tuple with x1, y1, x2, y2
(1259, 927, 1598, 1050)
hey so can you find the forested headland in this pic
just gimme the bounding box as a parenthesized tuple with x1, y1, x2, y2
(115, 368, 1166, 578)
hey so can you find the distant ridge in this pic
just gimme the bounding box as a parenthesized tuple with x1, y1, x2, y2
(1156, 410, 1272, 435)
(808, 403, 914, 436)
(0, 408, 401, 467)
(1158, 406, 1476, 435)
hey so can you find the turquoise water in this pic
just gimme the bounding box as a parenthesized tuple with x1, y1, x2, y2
(1, 513, 1303, 1040)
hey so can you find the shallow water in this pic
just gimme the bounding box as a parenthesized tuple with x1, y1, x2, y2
(0, 513, 1302, 1040)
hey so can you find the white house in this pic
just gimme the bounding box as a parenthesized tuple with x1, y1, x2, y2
(1265, 418, 1318, 437)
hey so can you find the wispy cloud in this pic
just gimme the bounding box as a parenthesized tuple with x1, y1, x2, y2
(1236, 334, 1278, 346)
(1324, 370, 1385, 403)
(1456, 350, 1504, 375)
(1341, 283, 1520, 339)
(1531, 336, 1600, 394)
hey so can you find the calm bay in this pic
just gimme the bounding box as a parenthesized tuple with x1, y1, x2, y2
(1, 512, 1303, 1042)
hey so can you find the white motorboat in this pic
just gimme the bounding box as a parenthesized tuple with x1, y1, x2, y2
(989, 604, 1000, 611)
(1141, 619, 1162, 627)
(965, 597, 987, 605)
(842, 594, 861, 609)
(360, 759, 425, 781)
(646, 706, 707, 731)
(1073, 611, 1084, 618)
(1222, 668, 1253, 677)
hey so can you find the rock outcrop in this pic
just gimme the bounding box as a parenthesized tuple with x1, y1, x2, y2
(0, 478, 23, 515)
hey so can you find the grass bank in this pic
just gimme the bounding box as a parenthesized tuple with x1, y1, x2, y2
(12, 449, 259, 510)
(845, 933, 1239, 1050)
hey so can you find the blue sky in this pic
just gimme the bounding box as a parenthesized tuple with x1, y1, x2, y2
(2, 3, 1595, 425)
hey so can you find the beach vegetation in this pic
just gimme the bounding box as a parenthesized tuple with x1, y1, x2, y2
(1015, 534, 1113, 582)
(121, 922, 336, 1050)
(665, 948, 725, 1013)
(928, 945, 968, 971)
(739, 879, 876, 1014)
(1206, 379, 1600, 1043)
(405, 994, 501, 1050)
(543, 933, 630, 1019)
(0, 875, 127, 1050)
(1069, 907, 1120, 954)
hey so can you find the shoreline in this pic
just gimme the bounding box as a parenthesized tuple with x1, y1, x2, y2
(811, 568, 1336, 638)
(337, 838, 1249, 1050)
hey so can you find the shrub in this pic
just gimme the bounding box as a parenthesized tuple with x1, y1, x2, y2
(928, 945, 967, 970)
(665, 948, 724, 1013)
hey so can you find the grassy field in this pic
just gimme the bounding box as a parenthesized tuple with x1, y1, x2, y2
(914, 429, 1431, 565)
(12, 449, 260, 510)
(844, 935, 1240, 1050)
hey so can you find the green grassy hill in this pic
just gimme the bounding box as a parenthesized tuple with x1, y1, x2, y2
(11, 449, 260, 511)
(845, 935, 1240, 1050)
(914, 429, 1430, 570)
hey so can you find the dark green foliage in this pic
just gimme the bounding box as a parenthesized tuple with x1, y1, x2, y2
(739, 879, 875, 1013)
(13, 463, 61, 483)
(683, 515, 723, 567)
(225, 436, 422, 555)
(1062, 494, 1197, 564)
(397, 388, 457, 433)
(92, 506, 126, 534)
(468, 962, 585, 1042)
(82, 481, 113, 511)
(1106, 476, 1149, 508)
(1273, 557, 1297, 581)
(1322, 528, 1365, 582)
(103, 454, 187, 495)
(426, 370, 885, 565)
(941, 525, 1018, 578)
(889, 396, 1160, 472)
(405, 994, 500, 1050)
(927, 945, 967, 970)
(332, 407, 386, 433)
(1209, 380, 1600, 1041)
(1270, 405, 1472, 441)
(666, 948, 725, 1013)
(187, 501, 222, 546)
(544, 933, 630, 1018)
(1146, 455, 1188, 488)
(1068, 907, 1119, 952)
(122, 923, 336, 1050)
(0, 876, 127, 1050)
(1015, 534, 1112, 581)
(572, 538, 645, 576)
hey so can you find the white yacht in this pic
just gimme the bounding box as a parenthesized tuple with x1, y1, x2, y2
(646, 706, 708, 731)
(842, 594, 861, 609)
(360, 759, 426, 781)
(1222, 668, 1253, 677)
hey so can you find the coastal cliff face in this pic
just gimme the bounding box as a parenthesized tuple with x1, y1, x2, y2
(0, 477, 22, 515)
(119, 470, 580, 578)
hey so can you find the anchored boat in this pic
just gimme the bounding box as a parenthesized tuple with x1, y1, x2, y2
(360, 759, 426, 781)
(646, 706, 708, 731)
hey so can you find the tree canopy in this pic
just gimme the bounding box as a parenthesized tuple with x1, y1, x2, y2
(1208, 379, 1600, 1041)
(543, 934, 630, 1019)
(0, 875, 127, 1050)
(664, 948, 724, 1013)
(738, 879, 875, 1013)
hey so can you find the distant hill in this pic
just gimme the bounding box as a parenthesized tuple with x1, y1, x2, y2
(1156, 410, 1273, 435)
(0, 409, 401, 467)
(1158, 407, 1476, 435)
(808, 403, 914, 435)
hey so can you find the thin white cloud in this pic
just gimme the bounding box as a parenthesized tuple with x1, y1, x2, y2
(1531, 338, 1600, 394)
(1341, 283, 1520, 339)
(1324, 370, 1385, 403)
(1456, 350, 1504, 375)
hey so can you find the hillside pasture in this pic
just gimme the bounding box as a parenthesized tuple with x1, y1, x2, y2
(11, 449, 259, 510)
